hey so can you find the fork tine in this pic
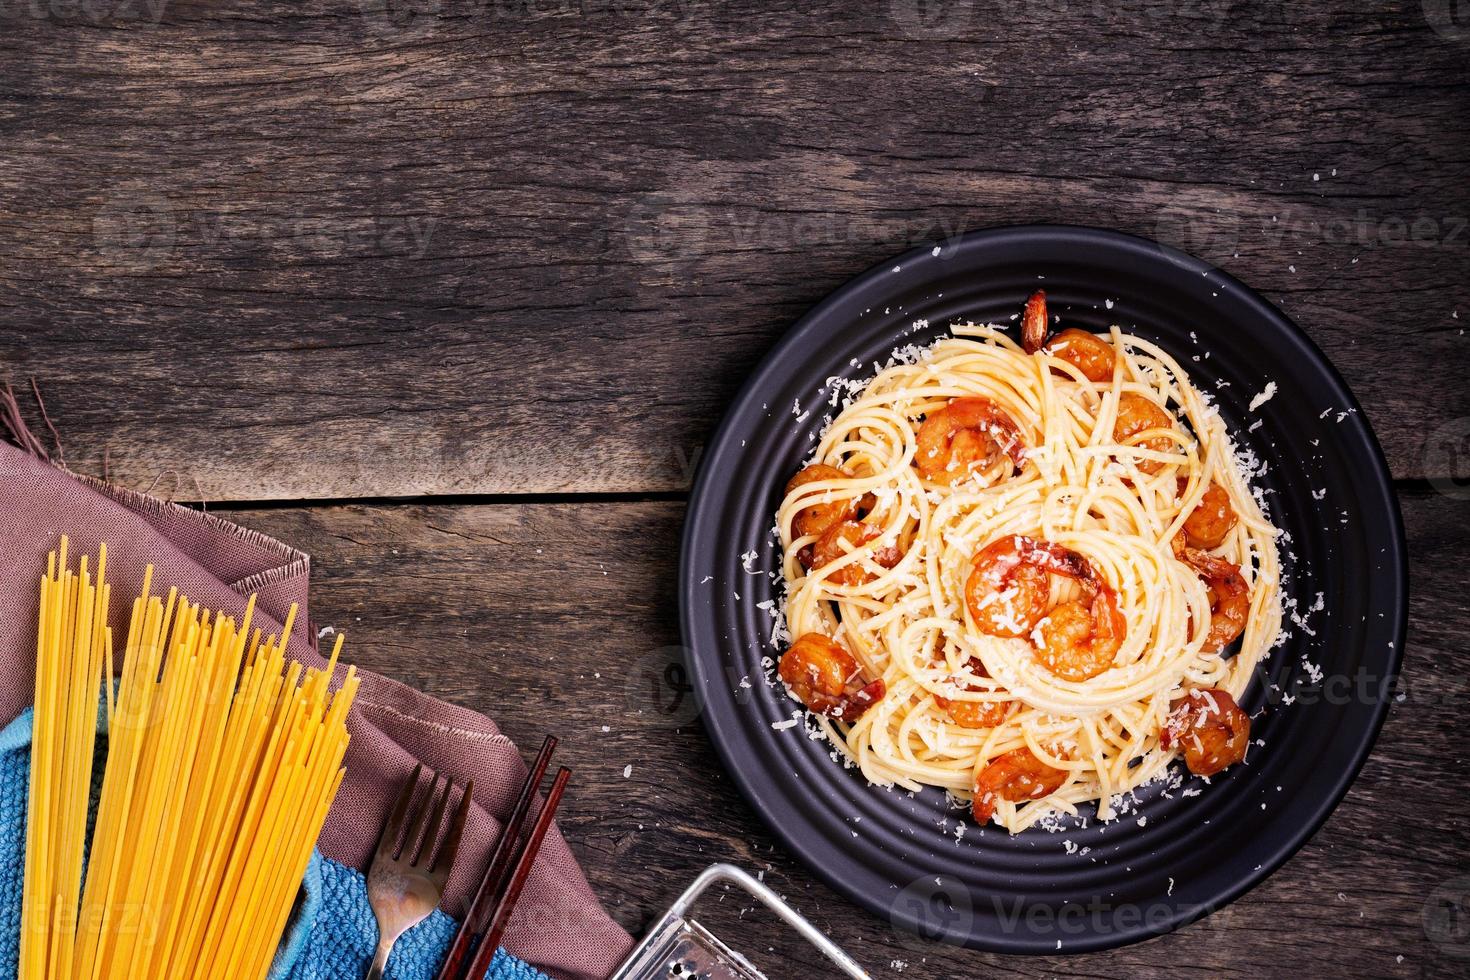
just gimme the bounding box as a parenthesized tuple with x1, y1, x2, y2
(375, 762, 422, 861)
(430, 780, 473, 877)
(411, 775, 452, 867)
(402, 771, 443, 861)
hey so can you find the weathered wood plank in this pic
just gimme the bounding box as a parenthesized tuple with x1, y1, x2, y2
(216, 486, 1470, 977)
(1, 1, 1466, 499)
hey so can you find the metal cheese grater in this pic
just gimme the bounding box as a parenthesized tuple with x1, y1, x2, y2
(610, 864, 871, 980)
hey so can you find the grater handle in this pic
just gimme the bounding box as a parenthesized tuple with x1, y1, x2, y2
(610, 863, 871, 980)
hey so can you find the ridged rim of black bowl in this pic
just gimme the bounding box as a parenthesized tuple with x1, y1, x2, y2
(678, 225, 1407, 954)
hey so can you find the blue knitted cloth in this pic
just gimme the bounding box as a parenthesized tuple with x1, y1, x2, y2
(0, 710, 547, 980)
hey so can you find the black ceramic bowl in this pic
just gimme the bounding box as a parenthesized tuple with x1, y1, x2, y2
(679, 226, 1405, 953)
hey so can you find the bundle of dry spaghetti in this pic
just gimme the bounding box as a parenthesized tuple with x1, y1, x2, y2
(20, 537, 359, 980)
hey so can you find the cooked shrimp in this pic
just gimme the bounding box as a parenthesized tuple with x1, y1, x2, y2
(785, 463, 858, 539)
(1177, 546, 1249, 652)
(1113, 392, 1178, 474)
(1169, 531, 1189, 562)
(934, 657, 1013, 728)
(1181, 480, 1238, 549)
(965, 535, 1098, 639)
(972, 747, 1068, 823)
(1043, 328, 1116, 383)
(1161, 688, 1250, 776)
(809, 520, 901, 584)
(1033, 583, 1126, 682)
(938, 697, 1013, 729)
(778, 633, 886, 722)
(915, 397, 1026, 485)
(1021, 290, 1048, 354)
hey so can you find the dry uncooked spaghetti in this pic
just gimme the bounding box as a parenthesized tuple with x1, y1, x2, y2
(22, 537, 358, 980)
(775, 294, 1282, 832)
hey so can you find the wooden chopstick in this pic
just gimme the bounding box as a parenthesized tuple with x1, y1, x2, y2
(460, 766, 572, 980)
(434, 735, 557, 980)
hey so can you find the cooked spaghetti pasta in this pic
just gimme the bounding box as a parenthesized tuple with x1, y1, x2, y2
(775, 302, 1282, 832)
(22, 538, 358, 980)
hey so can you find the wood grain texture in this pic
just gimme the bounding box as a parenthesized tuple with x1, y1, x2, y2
(218, 488, 1470, 978)
(4, 0, 1467, 974)
(1, 0, 1467, 499)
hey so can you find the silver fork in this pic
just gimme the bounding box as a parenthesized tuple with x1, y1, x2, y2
(366, 764, 474, 980)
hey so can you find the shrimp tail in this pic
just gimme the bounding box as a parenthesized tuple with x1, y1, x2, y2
(1022, 289, 1048, 354)
(838, 678, 887, 722)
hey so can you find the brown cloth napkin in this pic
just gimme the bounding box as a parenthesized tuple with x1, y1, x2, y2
(0, 438, 633, 980)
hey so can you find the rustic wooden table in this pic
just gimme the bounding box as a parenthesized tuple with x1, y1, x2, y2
(3, 1, 1468, 976)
